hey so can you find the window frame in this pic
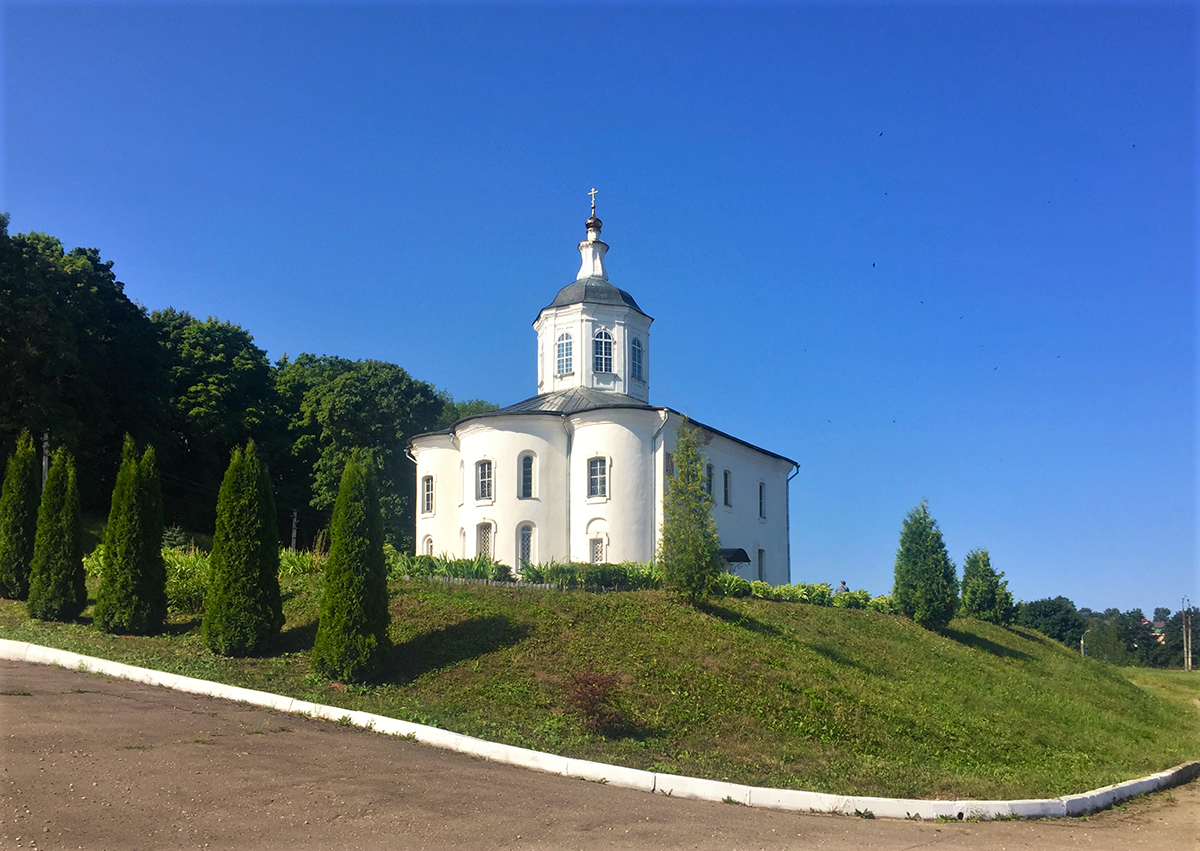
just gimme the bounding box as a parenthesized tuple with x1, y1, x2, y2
(705, 464, 714, 498)
(758, 480, 766, 520)
(519, 453, 535, 499)
(593, 328, 613, 373)
(556, 332, 573, 376)
(421, 475, 434, 515)
(587, 456, 608, 499)
(518, 524, 534, 568)
(723, 469, 732, 508)
(476, 459, 494, 502)
(630, 337, 643, 381)
(590, 537, 605, 564)
(476, 522, 493, 558)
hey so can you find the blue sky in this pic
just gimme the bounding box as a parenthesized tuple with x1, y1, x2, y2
(4, 1, 1194, 616)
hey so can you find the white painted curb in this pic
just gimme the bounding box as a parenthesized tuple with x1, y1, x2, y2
(2, 638, 1196, 820)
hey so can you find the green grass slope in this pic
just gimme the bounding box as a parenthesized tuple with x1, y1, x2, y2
(2, 578, 1197, 799)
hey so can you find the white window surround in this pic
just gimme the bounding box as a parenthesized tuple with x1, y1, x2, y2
(518, 453, 536, 499)
(587, 456, 609, 502)
(556, 333, 573, 376)
(722, 468, 733, 510)
(518, 523, 534, 567)
(475, 459, 494, 503)
(422, 536, 434, 557)
(477, 522, 494, 558)
(421, 475, 435, 516)
(590, 537, 605, 564)
(593, 328, 613, 373)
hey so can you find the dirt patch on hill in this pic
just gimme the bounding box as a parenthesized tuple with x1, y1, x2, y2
(1, 659, 1196, 850)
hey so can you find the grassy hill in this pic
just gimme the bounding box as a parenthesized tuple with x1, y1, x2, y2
(2, 576, 1197, 800)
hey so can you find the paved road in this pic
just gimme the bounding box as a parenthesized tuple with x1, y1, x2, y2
(1, 660, 1197, 850)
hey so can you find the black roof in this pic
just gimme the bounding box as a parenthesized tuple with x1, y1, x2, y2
(536, 276, 650, 322)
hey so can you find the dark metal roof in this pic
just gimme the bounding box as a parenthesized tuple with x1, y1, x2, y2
(468, 388, 654, 419)
(720, 548, 751, 564)
(409, 388, 798, 468)
(536, 276, 649, 321)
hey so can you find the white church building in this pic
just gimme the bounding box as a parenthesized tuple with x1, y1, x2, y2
(408, 207, 798, 584)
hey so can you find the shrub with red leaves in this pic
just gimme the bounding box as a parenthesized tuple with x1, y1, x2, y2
(563, 666, 624, 733)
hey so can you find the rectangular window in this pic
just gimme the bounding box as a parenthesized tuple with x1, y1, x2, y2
(757, 549, 765, 582)
(590, 538, 604, 564)
(422, 475, 434, 514)
(477, 523, 493, 557)
(758, 481, 766, 519)
(631, 338, 643, 381)
(588, 457, 607, 497)
(664, 452, 674, 477)
(705, 464, 713, 497)
(723, 469, 732, 507)
(476, 460, 493, 501)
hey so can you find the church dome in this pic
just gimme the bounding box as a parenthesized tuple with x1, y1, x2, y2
(541, 276, 648, 318)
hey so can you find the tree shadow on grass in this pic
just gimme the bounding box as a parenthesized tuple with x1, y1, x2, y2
(274, 620, 320, 655)
(699, 602, 781, 636)
(808, 642, 879, 675)
(386, 615, 532, 684)
(943, 627, 1032, 661)
(162, 616, 201, 637)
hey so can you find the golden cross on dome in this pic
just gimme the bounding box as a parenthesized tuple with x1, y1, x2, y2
(588, 187, 599, 216)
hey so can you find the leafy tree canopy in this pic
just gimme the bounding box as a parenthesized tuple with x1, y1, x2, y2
(276, 354, 442, 549)
(1016, 596, 1086, 647)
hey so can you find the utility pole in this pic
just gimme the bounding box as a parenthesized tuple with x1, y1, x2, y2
(1183, 596, 1193, 672)
(41, 431, 50, 487)
(291, 508, 298, 551)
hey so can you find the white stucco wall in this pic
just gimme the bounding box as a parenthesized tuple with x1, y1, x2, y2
(413, 408, 795, 584)
(533, 304, 652, 402)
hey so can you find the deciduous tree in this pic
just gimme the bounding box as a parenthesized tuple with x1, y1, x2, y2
(892, 501, 959, 631)
(1016, 596, 1085, 647)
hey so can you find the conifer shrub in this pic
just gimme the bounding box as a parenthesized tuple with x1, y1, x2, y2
(0, 430, 40, 600)
(659, 423, 723, 604)
(958, 548, 1015, 624)
(892, 501, 959, 631)
(93, 437, 167, 634)
(311, 457, 390, 682)
(27, 448, 86, 621)
(202, 441, 284, 656)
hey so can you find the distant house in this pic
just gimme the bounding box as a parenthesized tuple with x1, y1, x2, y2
(409, 208, 798, 582)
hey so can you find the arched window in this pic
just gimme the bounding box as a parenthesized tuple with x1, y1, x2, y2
(593, 329, 613, 373)
(556, 333, 573, 375)
(723, 469, 732, 507)
(518, 524, 534, 567)
(630, 338, 643, 381)
(519, 453, 534, 499)
(477, 522, 493, 558)
(705, 464, 714, 497)
(422, 536, 434, 556)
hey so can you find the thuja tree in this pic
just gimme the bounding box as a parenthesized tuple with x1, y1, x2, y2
(28, 448, 86, 620)
(658, 422, 723, 605)
(202, 440, 284, 656)
(958, 547, 1015, 625)
(892, 501, 959, 631)
(0, 430, 40, 599)
(312, 456, 390, 682)
(94, 437, 167, 633)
